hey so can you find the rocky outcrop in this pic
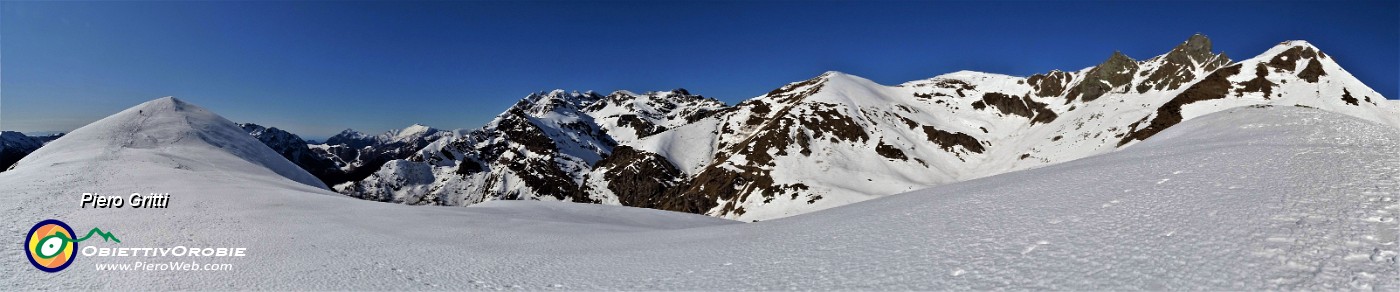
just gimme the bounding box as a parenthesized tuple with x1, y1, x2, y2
(1028, 70, 1073, 97)
(1066, 51, 1139, 103)
(971, 92, 1058, 124)
(922, 126, 984, 154)
(1297, 58, 1326, 83)
(591, 146, 682, 208)
(1136, 34, 1231, 93)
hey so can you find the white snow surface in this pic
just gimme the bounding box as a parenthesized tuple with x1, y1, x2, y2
(2, 97, 1396, 289)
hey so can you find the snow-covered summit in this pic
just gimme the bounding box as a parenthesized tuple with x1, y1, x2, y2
(12, 96, 327, 189)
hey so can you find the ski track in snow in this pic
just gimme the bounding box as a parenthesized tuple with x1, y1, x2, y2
(1, 102, 1396, 290)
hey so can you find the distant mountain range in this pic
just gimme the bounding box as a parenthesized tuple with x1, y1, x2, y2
(1, 131, 63, 171)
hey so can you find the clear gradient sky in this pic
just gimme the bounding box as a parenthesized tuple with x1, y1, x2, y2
(2, 1, 1396, 139)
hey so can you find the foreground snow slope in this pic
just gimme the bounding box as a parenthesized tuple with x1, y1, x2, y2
(2, 99, 1396, 289)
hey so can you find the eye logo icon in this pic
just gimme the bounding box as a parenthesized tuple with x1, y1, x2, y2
(26, 219, 76, 272)
(24, 219, 119, 272)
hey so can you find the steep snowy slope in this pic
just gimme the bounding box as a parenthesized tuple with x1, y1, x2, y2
(3, 98, 1393, 290)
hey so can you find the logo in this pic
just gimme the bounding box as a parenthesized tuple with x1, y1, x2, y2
(24, 219, 119, 272)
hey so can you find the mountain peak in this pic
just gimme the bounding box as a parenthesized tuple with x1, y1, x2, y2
(1255, 40, 1326, 61)
(1250, 40, 1330, 68)
(395, 124, 435, 138)
(13, 96, 327, 189)
(133, 96, 192, 113)
(1277, 40, 1317, 49)
(817, 70, 876, 84)
(1161, 34, 1219, 65)
(1108, 50, 1134, 63)
(1181, 34, 1212, 54)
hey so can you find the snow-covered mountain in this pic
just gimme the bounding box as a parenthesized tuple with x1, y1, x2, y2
(335, 89, 726, 204)
(633, 35, 1398, 220)
(237, 123, 347, 186)
(305, 124, 452, 186)
(5, 97, 326, 189)
(334, 34, 1398, 221)
(3, 96, 1395, 290)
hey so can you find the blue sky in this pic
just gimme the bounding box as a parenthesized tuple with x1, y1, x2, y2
(2, 1, 1395, 140)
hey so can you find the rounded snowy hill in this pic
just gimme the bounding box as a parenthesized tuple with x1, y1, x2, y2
(10, 96, 327, 190)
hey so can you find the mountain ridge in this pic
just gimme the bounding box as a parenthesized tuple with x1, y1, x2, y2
(36, 35, 1388, 221)
(323, 35, 1397, 221)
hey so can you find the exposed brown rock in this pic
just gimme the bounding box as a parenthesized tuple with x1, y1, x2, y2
(1204, 52, 1229, 72)
(454, 159, 483, 175)
(1267, 46, 1319, 71)
(804, 104, 870, 143)
(1342, 88, 1359, 106)
(1066, 51, 1139, 103)
(501, 153, 591, 202)
(933, 79, 976, 98)
(1236, 63, 1275, 98)
(1136, 62, 1193, 93)
(616, 114, 667, 137)
(741, 103, 868, 165)
(875, 140, 908, 160)
(1133, 34, 1232, 94)
(897, 115, 918, 129)
(973, 92, 1058, 124)
(498, 110, 557, 155)
(763, 75, 826, 104)
(593, 146, 682, 209)
(1297, 58, 1326, 83)
(1118, 64, 1243, 146)
(660, 161, 812, 216)
(922, 126, 984, 153)
(1027, 70, 1073, 97)
(1176, 34, 1217, 62)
